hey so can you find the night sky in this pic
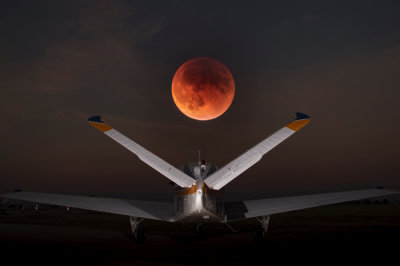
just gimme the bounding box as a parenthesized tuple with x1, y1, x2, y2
(2, 1, 400, 201)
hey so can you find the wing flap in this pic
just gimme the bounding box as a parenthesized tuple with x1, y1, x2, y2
(3, 191, 174, 221)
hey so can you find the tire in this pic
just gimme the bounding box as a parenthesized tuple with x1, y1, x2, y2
(253, 228, 265, 242)
(133, 229, 146, 243)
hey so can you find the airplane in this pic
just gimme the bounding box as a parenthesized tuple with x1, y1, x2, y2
(3, 113, 397, 242)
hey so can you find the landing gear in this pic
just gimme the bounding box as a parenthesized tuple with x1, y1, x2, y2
(254, 215, 270, 241)
(196, 223, 204, 235)
(130, 216, 145, 243)
(223, 214, 237, 233)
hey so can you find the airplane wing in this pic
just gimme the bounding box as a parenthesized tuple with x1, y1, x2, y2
(88, 116, 195, 188)
(3, 191, 174, 221)
(204, 113, 311, 190)
(224, 189, 397, 221)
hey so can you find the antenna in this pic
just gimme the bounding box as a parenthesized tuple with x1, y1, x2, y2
(198, 149, 201, 165)
(184, 148, 206, 164)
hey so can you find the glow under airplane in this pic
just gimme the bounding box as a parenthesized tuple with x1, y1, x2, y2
(4, 113, 396, 241)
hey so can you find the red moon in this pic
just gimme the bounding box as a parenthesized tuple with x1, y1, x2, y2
(171, 57, 235, 121)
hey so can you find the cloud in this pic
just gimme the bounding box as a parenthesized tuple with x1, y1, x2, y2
(0, 1, 167, 151)
(78, 0, 136, 36)
(242, 43, 400, 189)
(29, 2, 164, 93)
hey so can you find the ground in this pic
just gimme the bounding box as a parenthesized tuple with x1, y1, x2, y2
(1, 204, 399, 265)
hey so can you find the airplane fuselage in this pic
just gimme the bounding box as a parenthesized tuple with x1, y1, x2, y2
(173, 162, 224, 222)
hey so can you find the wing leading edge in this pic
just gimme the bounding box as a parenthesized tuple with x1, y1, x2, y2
(3, 191, 174, 221)
(88, 116, 195, 188)
(204, 113, 311, 190)
(225, 189, 397, 221)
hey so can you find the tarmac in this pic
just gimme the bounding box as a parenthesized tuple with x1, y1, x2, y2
(1, 204, 400, 265)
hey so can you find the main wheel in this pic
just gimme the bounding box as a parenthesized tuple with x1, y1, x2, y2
(253, 228, 265, 242)
(133, 229, 146, 243)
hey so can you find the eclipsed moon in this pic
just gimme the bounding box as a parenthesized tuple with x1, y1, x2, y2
(171, 57, 235, 121)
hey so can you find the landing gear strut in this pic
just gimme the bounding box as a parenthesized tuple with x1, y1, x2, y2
(130, 216, 145, 243)
(196, 223, 204, 235)
(254, 215, 270, 241)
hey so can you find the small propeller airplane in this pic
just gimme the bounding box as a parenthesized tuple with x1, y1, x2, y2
(3, 113, 397, 241)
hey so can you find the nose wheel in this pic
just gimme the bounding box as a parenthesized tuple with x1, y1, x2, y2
(130, 216, 145, 243)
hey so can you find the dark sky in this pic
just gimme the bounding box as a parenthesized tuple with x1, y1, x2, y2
(2, 1, 400, 200)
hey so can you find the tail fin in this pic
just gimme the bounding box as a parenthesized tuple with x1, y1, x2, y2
(88, 116, 195, 188)
(204, 113, 311, 190)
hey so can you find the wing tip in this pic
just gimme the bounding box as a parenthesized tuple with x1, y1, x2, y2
(88, 115, 112, 132)
(286, 112, 311, 131)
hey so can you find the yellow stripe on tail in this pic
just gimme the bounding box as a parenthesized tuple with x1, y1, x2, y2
(286, 113, 311, 131)
(88, 116, 112, 132)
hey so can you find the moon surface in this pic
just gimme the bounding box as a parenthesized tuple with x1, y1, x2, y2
(171, 57, 235, 121)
